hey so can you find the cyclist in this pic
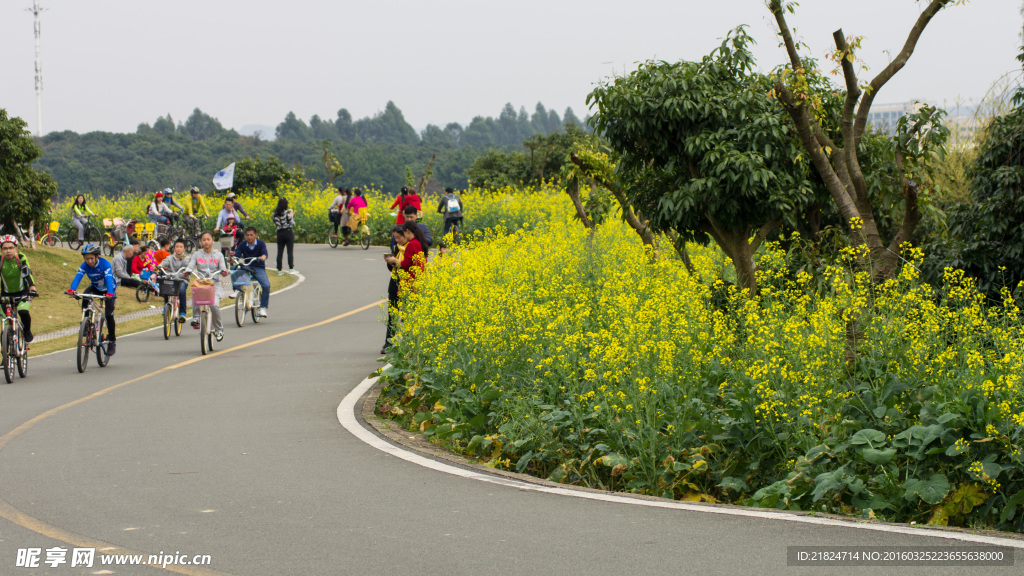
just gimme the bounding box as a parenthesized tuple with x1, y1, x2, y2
(147, 192, 174, 225)
(158, 238, 190, 323)
(437, 187, 463, 241)
(71, 195, 97, 243)
(328, 188, 351, 237)
(161, 188, 184, 223)
(225, 192, 249, 220)
(343, 189, 368, 246)
(0, 235, 37, 343)
(66, 244, 118, 355)
(185, 231, 229, 340)
(180, 186, 211, 233)
(214, 199, 240, 231)
(234, 227, 270, 318)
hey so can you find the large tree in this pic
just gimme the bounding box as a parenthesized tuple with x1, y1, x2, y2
(588, 28, 818, 292)
(0, 109, 57, 235)
(768, 0, 957, 278)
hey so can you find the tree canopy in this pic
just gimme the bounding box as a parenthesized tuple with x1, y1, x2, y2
(588, 28, 818, 292)
(34, 102, 586, 196)
(0, 109, 57, 233)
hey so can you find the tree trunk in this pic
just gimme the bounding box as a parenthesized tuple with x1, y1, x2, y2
(27, 220, 36, 249)
(564, 177, 596, 243)
(667, 230, 697, 276)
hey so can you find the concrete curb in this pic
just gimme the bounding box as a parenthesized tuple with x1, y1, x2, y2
(343, 369, 1024, 548)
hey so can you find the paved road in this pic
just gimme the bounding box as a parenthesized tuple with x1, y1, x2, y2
(0, 244, 1019, 575)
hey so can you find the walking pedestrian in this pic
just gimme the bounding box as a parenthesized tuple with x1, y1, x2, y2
(273, 198, 298, 275)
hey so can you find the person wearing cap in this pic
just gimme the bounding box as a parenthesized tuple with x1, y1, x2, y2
(0, 235, 37, 343)
(147, 192, 174, 225)
(225, 192, 249, 220)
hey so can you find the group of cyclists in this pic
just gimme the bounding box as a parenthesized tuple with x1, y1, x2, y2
(0, 184, 469, 374)
(0, 186, 271, 367)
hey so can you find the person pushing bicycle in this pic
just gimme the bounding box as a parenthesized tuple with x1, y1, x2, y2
(0, 235, 37, 343)
(66, 244, 118, 355)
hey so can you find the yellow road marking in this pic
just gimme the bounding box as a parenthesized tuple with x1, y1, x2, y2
(0, 299, 385, 575)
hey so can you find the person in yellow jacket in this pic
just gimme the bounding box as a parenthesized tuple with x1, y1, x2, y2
(179, 186, 211, 234)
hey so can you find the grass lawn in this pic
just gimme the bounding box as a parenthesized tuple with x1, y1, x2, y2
(19, 244, 296, 355)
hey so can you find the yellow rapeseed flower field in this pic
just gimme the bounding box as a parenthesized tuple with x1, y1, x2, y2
(381, 215, 1024, 531)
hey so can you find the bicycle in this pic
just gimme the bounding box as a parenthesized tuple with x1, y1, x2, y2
(134, 268, 160, 303)
(66, 292, 111, 373)
(229, 256, 264, 327)
(102, 217, 138, 256)
(190, 270, 224, 356)
(326, 215, 341, 249)
(67, 215, 105, 252)
(36, 220, 62, 248)
(1, 292, 33, 383)
(156, 269, 187, 340)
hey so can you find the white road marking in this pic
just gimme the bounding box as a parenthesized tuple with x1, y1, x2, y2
(338, 372, 1024, 548)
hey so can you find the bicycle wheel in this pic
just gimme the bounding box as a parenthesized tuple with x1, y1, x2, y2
(360, 231, 371, 250)
(173, 300, 183, 337)
(2, 325, 13, 384)
(76, 320, 91, 373)
(136, 284, 151, 303)
(235, 289, 246, 327)
(184, 238, 197, 253)
(251, 285, 262, 324)
(163, 302, 173, 340)
(200, 309, 209, 355)
(67, 228, 82, 251)
(95, 317, 110, 367)
(16, 325, 27, 378)
(327, 228, 339, 248)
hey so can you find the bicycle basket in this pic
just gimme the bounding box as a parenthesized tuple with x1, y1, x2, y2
(48, 221, 60, 233)
(230, 269, 251, 291)
(158, 278, 183, 296)
(190, 284, 216, 306)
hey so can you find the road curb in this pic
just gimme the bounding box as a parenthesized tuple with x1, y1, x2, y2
(344, 369, 1024, 547)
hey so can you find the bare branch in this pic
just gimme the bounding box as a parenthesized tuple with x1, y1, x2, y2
(769, 0, 803, 72)
(854, 0, 953, 142)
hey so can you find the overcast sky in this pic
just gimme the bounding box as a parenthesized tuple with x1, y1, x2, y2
(1, 0, 1020, 137)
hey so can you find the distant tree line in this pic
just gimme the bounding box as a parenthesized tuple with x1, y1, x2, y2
(32, 101, 586, 197)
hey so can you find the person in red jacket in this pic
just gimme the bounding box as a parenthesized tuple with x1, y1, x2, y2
(389, 187, 422, 225)
(385, 222, 429, 292)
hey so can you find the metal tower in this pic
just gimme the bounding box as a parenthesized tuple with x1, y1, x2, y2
(26, 1, 46, 137)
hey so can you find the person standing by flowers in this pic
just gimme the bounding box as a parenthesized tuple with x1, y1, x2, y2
(272, 197, 298, 275)
(390, 187, 422, 225)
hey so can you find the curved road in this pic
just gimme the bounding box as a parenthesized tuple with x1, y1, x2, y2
(0, 244, 1019, 575)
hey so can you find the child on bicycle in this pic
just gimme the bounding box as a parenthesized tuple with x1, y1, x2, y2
(185, 231, 229, 340)
(66, 244, 118, 355)
(158, 238, 190, 323)
(0, 235, 37, 343)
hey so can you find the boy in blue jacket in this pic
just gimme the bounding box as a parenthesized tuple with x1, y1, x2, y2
(234, 227, 270, 318)
(66, 244, 119, 355)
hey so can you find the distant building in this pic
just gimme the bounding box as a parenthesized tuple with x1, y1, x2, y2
(866, 101, 926, 135)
